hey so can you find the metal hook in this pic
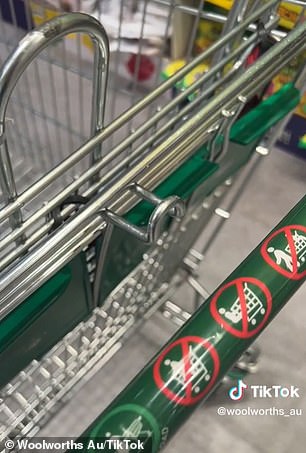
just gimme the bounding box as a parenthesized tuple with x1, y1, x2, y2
(208, 94, 247, 161)
(100, 183, 185, 244)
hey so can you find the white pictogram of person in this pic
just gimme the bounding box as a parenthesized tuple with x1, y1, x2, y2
(267, 246, 297, 271)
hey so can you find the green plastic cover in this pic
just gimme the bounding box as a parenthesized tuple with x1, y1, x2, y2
(0, 253, 92, 389)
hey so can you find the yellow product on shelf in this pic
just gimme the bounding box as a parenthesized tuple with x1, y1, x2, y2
(82, 34, 95, 51)
(162, 60, 209, 101)
(194, 19, 223, 54)
(30, 1, 77, 38)
(204, 0, 305, 30)
(161, 59, 186, 81)
(267, 47, 306, 119)
(204, 0, 232, 10)
(183, 63, 209, 91)
(30, 1, 60, 25)
(277, 2, 305, 30)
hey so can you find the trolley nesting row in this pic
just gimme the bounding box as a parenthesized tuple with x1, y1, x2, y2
(0, 0, 305, 448)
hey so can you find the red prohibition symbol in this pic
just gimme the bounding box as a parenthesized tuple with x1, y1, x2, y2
(210, 277, 272, 339)
(153, 336, 220, 406)
(261, 225, 306, 280)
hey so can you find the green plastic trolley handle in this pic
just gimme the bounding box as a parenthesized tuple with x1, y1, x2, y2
(79, 193, 306, 453)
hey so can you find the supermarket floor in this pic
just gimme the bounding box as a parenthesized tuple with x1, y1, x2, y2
(41, 145, 306, 452)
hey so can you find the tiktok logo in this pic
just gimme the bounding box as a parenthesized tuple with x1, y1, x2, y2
(229, 379, 248, 401)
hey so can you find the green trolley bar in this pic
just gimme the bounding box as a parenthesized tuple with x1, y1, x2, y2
(80, 194, 306, 452)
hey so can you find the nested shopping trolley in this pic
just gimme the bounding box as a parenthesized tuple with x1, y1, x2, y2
(0, 0, 305, 449)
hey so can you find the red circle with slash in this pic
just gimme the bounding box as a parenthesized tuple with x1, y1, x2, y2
(153, 336, 220, 406)
(210, 277, 272, 339)
(261, 225, 306, 280)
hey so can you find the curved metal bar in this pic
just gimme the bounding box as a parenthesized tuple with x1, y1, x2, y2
(147, 197, 185, 242)
(94, 183, 185, 307)
(101, 183, 186, 243)
(0, 12, 109, 233)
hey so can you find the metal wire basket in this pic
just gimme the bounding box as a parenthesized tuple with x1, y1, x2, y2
(0, 0, 305, 446)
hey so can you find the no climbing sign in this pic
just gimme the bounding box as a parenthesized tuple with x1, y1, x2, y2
(261, 225, 306, 280)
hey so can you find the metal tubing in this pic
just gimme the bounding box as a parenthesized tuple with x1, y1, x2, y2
(102, 183, 185, 243)
(79, 195, 306, 453)
(152, 0, 287, 37)
(0, 25, 269, 255)
(0, 20, 305, 320)
(90, 20, 109, 169)
(102, 194, 184, 243)
(0, 0, 281, 225)
(210, 0, 249, 73)
(0, 12, 109, 227)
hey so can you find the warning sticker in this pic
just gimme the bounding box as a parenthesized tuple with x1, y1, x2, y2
(88, 404, 161, 453)
(153, 336, 220, 406)
(261, 225, 306, 280)
(210, 277, 272, 338)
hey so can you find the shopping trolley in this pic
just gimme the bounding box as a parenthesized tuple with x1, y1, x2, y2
(286, 230, 306, 267)
(218, 282, 266, 325)
(0, 0, 305, 448)
(164, 344, 212, 392)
